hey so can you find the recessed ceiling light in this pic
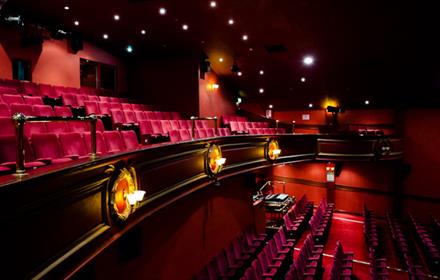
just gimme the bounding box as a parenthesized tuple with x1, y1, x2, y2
(242, 34, 248, 41)
(159, 7, 166, 15)
(308, 103, 313, 108)
(126, 45, 134, 53)
(259, 88, 264, 93)
(259, 70, 264, 75)
(219, 57, 224, 62)
(102, 34, 109, 39)
(228, 19, 234, 25)
(301, 77, 306, 82)
(74, 20, 79, 26)
(141, 29, 146, 35)
(210, 1, 217, 8)
(365, 100, 370, 105)
(249, 48, 253, 52)
(269, 104, 273, 109)
(113, 14, 120, 21)
(182, 24, 189, 30)
(64, 6, 70, 10)
(303, 55, 315, 66)
(237, 71, 242, 76)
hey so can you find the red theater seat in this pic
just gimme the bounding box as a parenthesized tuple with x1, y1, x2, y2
(131, 104, 143, 111)
(2, 94, 24, 104)
(23, 96, 44, 105)
(75, 94, 88, 106)
(39, 84, 58, 98)
(103, 131, 125, 153)
(134, 111, 146, 121)
(30, 133, 73, 164)
(0, 104, 10, 117)
(170, 112, 181, 120)
(170, 120, 180, 130)
(87, 95, 99, 102)
(110, 109, 127, 128)
(178, 120, 191, 129)
(120, 130, 140, 150)
(169, 130, 181, 142)
(23, 82, 41, 96)
(151, 120, 165, 136)
(145, 111, 156, 120)
(0, 135, 46, 170)
(160, 120, 172, 134)
(121, 103, 132, 111)
(59, 132, 89, 159)
(0, 117, 15, 135)
(99, 96, 111, 103)
(10, 103, 33, 115)
(179, 129, 192, 141)
(61, 92, 80, 108)
(154, 111, 164, 120)
(205, 128, 215, 138)
(123, 110, 138, 124)
(83, 131, 107, 155)
(54, 106, 73, 117)
(98, 102, 111, 116)
(110, 102, 122, 110)
(84, 101, 101, 115)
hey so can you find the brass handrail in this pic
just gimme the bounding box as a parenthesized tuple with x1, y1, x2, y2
(190, 116, 218, 139)
(12, 113, 98, 175)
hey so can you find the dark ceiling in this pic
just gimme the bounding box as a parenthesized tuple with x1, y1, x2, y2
(2, 0, 440, 109)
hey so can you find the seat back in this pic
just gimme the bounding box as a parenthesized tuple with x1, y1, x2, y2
(98, 102, 111, 115)
(169, 130, 181, 143)
(103, 131, 125, 153)
(169, 120, 180, 130)
(110, 109, 126, 124)
(2, 94, 24, 104)
(54, 106, 73, 117)
(31, 133, 64, 159)
(59, 132, 88, 157)
(0, 104, 10, 117)
(179, 129, 191, 141)
(123, 110, 137, 123)
(121, 103, 132, 111)
(160, 120, 172, 134)
(10, 103, 33, 115)
(23, 95, 44, 105)
(0, 117, 15, 135)
(84, 101, 100, 115)
(83, 131, 107, 155)
(120, 130, 139, 150)
(32, 105, 54, 117)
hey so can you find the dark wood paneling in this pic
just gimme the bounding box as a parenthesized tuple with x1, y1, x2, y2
(0, 134, 403, 279)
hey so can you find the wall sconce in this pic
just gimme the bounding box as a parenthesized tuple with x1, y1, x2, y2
(265, 139, 281, 161)
(205, 144, 226, 177)
(326, 162, 335, 182)
(110, 167, 145, 221)
(207, 83, 220, 92)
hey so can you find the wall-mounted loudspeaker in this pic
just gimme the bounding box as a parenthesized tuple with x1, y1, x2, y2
(69, 32, 84, 54)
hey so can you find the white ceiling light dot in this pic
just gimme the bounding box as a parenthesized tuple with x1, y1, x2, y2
(301, 77, 306, 82)
(228, 19, 234, 25)
(113, 14, 120, 21)
(102, 34, 109, 39)
(237, 71, 243, 76)
(64, 6, 70, 10)
(303, 55, 315, 66)
(74, 20, 79, 26)
(141, 29, 146, 35)
(259, 70, 264, 75)
(242, 34, 248, 41)
(259, 88, 264, 94)
(210, 1, 217, 8)
(365, 100, 370, 105)
(182, 24, 189, 31)
(308, 103, 313, 108)
(159, 7, 167, 15)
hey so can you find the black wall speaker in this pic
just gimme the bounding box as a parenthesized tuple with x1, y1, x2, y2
(69, 32, 84, 54)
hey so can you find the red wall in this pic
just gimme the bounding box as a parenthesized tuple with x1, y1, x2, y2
(85, 175, 256, 280)
(271, 161, 398, 216)
(0, 26, 127, 92)
(402, 109, 440, 218)
(199, 71, 236, 120)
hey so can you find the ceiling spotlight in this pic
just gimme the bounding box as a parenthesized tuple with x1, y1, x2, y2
(113, 14, 120, 21)
(210, 1, 217, 8)
(269, 104, 273, 109)
(303, 55, 315, 66)
(159, 7, 167, 15)
(74, 20, 79, 26)
(301, 77, 306, 82)
(228, 19, 234, 25)
(249, 48, 253, 52)
(182, 24, 189, 30)
(64, 6, 70, 10)
(237, 71, 243, 76)
(126, 45, 134, 53)
(141, 29, 146, 35)
(308, 103, 313, 108)
(242, 34, 248, 41)
(102, 34, 109, 39)
(259, 88, 264, 94)
(365, 100, 370, 105)
(219, 57, 224, 62)
(259, 70, 264, 75)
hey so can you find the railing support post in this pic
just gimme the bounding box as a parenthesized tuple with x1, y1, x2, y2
(292, 121, 296, 134)
(90, 115, 97, 159)
(214, 116, 218, 135)
(191, 116, 196, 139)
(13, 113, 26, 175)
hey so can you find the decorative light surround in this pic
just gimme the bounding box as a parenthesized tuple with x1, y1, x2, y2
(159, 7, 166, 15)
(205, 144, 225, 177)
(228, 19, 234, 25)
(182, 24, 189, 31)
(103, 34, 109, 39)
(210, 1, 217, 8)
(113, 14, 120, 21)
(266, 139, 281, 161)
(110, 168, 141, 221)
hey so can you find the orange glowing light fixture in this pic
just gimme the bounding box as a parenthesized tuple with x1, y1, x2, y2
(266, 139, 281, 161)
(205, 144, 225, 176)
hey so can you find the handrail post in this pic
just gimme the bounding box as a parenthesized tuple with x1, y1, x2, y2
(89, 115, 97, 159)
(13, 113, 26, 175)
(214, 116, 218, 135)
(275, 120, 279, 134)
(292, 121, 296, 134)
(190, 116, 196, 139)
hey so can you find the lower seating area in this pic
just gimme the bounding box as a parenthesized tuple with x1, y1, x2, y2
(330, 241, 354, 280)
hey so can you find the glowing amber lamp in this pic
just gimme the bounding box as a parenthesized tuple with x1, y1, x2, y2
(206, 144, 225, 176)
(266, 139, 281, 161)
